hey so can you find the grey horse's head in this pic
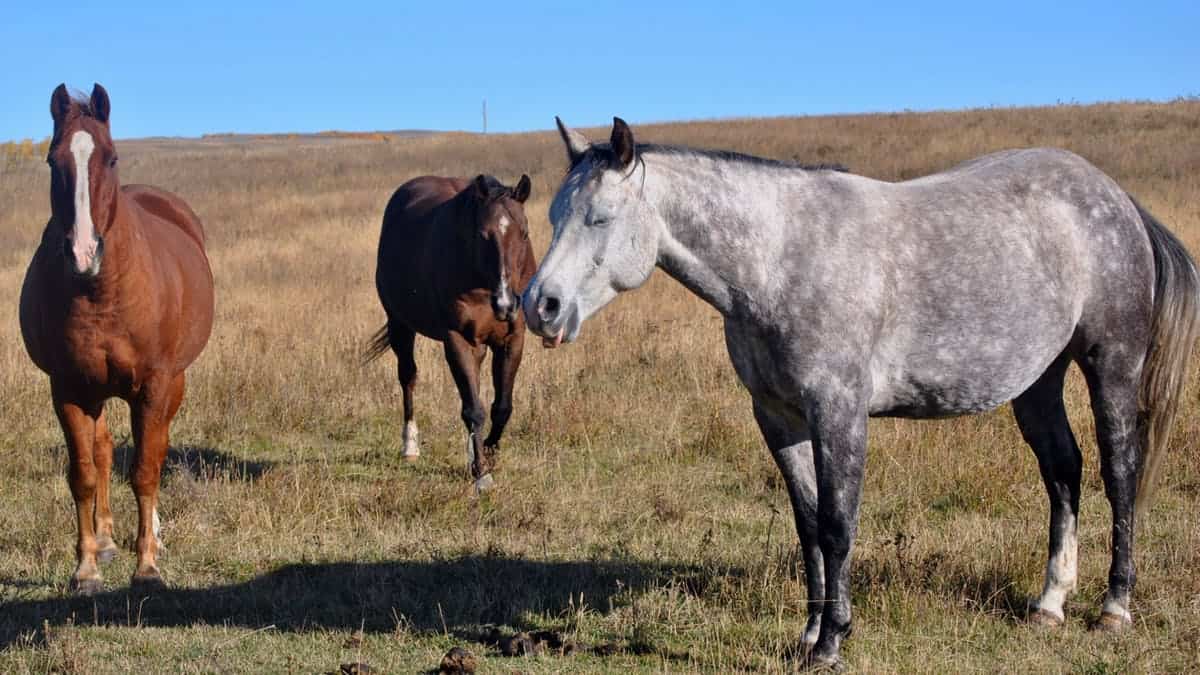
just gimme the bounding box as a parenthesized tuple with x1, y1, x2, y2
(523, 117, 661, 346)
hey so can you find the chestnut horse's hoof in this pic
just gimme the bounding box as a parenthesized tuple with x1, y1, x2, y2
(130, 571, 166, 595)
(96, 541, 119, 564)
(1091, 611, 1132, 632)
(69, 576, 104, 596)
(1027, 607, 1064, 628)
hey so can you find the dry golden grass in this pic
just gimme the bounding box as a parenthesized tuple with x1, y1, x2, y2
(1, 100, 1199, 673)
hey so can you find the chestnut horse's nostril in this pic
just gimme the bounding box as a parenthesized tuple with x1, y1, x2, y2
(537, 296, 561, 323)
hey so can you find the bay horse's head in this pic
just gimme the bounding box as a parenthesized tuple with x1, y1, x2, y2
(46, 83, 119, 278)
(463, 174, 533, 322)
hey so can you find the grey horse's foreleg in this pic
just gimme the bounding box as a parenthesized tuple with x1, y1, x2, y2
(753, 401, 825, 650)
(807, 392, 869, 667)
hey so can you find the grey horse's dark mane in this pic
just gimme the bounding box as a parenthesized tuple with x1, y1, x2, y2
(580, 142, 848, 173)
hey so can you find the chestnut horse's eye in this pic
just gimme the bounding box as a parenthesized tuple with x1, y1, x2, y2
(108, 155, 118, 168)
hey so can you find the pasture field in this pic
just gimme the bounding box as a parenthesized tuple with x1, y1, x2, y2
(1, 100, 1199, 673)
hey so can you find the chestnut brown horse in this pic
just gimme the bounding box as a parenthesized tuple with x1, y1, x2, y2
(367, 174, 535, 491)
(19, 84, 214, 594)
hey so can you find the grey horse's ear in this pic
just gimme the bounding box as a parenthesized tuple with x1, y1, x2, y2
(556, 116, 590, 166)
(610, 117, 635, 168)
(90, 83, 111, 124)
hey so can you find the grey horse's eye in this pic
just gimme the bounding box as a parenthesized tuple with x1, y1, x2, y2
(590, 216, 611, 228)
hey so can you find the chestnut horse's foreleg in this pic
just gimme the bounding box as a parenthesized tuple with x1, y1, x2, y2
(52, 382, 105, 595)
(443, 332, 491, 491)
(389, 324, 420, 461)
(483, 329, 525, 455)
(93, 409, 119, 563)
(128, 372, 184, 591)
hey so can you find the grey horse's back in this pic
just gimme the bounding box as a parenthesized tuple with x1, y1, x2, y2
(862, 148, 1153, 417)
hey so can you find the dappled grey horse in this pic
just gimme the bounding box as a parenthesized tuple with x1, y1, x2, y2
(523, 117, 1199, 668)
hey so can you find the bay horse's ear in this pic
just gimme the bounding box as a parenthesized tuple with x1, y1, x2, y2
(90, 83, 111, 124)
(51, 83, 72, 131)
(473, 174, 491, 200)
(611, 117, 635, 168)
(513, 174, 532, 203)
(556, 116, 590, 166)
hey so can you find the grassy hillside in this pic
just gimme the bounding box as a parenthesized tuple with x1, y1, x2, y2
(1, 100, 1198, 673)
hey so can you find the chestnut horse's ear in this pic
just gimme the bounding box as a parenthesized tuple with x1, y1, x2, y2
(611, 117, 635, 168)
(556, 116, 590, 166)
(51, 83, 72, 131)
(473, 174, 491, 200)
(513, 174, 532, 203)
(90, 83, 111, 124)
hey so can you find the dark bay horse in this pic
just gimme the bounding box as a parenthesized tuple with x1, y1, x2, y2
(524, 118, 1200, 668)
(19, 84, 215, 594)
(367, 174, 536, 491)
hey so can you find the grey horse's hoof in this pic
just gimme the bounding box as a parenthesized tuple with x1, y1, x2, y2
(1091, 611, 1132, 632)
(1027, 608, 1064, 628)
(69, 576, 104, 596)
(798, 652, 844, 672)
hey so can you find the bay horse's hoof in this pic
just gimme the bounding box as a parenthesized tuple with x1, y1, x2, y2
(474, 473, 495, 493)
(69, 576, 104, 596)
(1091, 611, 1132, 632)
(1027, 607, 1064, 627)
(130, 571, 166, 595)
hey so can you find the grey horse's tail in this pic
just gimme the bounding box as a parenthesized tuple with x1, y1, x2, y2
(363, 324, 392, 365)
(1130, 195, 1200, 516)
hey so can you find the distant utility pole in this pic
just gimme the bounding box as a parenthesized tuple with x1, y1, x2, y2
(482, 99, 488, 134)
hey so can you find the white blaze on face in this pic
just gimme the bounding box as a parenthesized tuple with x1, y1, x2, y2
(69, 130, 99, 274)
(498, 215, 510, 236)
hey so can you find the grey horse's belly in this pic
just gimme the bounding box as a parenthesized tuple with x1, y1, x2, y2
(866, 314, 1076, 418)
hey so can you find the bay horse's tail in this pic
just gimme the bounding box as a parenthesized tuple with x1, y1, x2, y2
(1130, 195, 1200, 516)
(363, 324, 392, 365)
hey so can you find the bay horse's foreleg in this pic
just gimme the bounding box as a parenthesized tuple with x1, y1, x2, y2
(389, 324, 420, 461)
(1079, 348, 1142, 631)
(482, 329, 525, 454)
(752, 401, 824, 653)
(51, 383, 105, 595)
(807, 390, 869, 669)
(444, 333, 491, 491)
(93, 409, 119, 563)
(1012, 354, 1082, 626)
(128, 372, 184, 591)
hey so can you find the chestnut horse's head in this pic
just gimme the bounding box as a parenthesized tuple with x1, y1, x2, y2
(47, 83, 120, 278)
(463, 174, 533, 322)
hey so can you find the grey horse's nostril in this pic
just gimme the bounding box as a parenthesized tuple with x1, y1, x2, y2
(538, 296, 561, 323)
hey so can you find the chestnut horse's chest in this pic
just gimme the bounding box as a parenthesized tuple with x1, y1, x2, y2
(25, 294, 146, 394)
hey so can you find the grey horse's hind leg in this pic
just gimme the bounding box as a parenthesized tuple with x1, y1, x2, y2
(752, 400, 825, 651)
(1011, 353, 1082, 625)
(1078, 345, 1143, 630)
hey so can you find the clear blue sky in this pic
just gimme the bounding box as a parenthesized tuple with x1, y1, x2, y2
(2, 1, 1196, 141)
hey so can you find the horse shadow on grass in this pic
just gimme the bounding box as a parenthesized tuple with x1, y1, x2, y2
(111, 443, 273, 482)
(0, 555, 717, 650)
